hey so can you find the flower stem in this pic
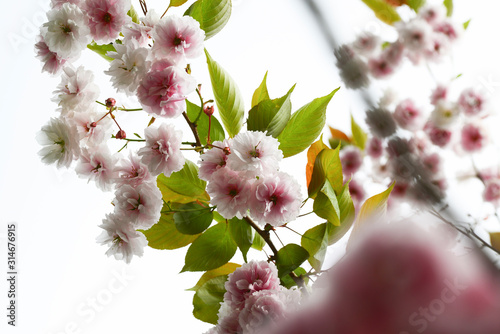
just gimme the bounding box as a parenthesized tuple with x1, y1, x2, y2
(182, 111, 202, 148)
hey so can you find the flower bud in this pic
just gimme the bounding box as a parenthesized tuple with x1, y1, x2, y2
(89, 122, 97, 128)
(106, 98, 116, 109)
(116, 130, 126, 139)
(204, 105, 214, 116)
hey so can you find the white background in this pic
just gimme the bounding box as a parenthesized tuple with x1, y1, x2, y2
(1, 0, 500, 333)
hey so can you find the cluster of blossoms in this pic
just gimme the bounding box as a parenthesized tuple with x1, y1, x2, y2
(266, 222, 500, 334)
(206, 261, 301, 334)
(336, 4, 462, 88)
(339, 83, 492, 211)
(35, 0, 207, 263)
(199, 131, 303, 227)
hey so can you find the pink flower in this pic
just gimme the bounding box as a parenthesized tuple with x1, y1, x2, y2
(458, 89, 485, 116)
(51, 0, 82, 9)
(366, 136, 384, 159)
(249, 172, 302, 227)
(351, 32, 380, 56)
(484, 179, 500, 206)
(368, 56, 395, 78)
(418, 5, 446, 24)
(217, 302, 242, 334)
(422, 152, 442, 174)
(123, 9, 159, 47)
(36, 117, 80, 168)
(75, 147, 118, 191)
(136, 63, 196, 118)
(96, 213, 147, 264)
(348, 179, 365, 204)
(84, 0, 131, 43)
(113, 182, 162, 229)
(198, 140, 231, 181)
(152, 15, 205, 63)
(397, 18, 434, 53)
(238, 289, 301, 334)
(430, 84, 448, 105)
(224, 261, 281, 310)
(228, 131, 283, 177)
(207, 169, 252, 219)
(434, 19, 462, 42)
(425, 122, 452, 147)
(115, 153, 154, 187)
(393, 98, 425, 131)
(137, 123, 185, 177)
(461, 123, 487, 152)
(340, 146, 363, 176)
(35, 35, 67, 75)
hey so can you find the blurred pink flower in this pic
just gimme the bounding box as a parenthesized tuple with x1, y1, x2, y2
(458, 89, 485, 116)
(366, 136, 384, 159)
(425, 122, 452, 147)
(340, 146, 363, 176)
(483, 179, 500, 206)
(461, 123, 487, 152)
(393, 98, 425, 131)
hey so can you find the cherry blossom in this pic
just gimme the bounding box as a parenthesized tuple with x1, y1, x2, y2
(71, 109, 113, 147)
(41, 3, 91, 59)
(52, 66, 100, 115)
(137, 123, 185, 177)
(207, 169, 252, 219)
(115, 153, 154, 187)
(248, 172, 302, 227)
(152, 15, 205, 63)
(75, 147, 118, 191)
(458, 89, 485, 116)
(123, 9, 160, 47)
(36, 117, 80, 168)
(198, 139, 231, 181)
(461, 123, 487, 152)
(96, 213, 147, 264)
(340, 146, 363, 176)
(113, 182, 162, 229)
(136, 62, 196, 118)
(84, 0, 132, 44)
(35, 35, 68, 75)
(393, 98, 425, 131)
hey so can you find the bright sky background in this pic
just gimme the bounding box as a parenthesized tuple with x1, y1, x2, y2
(2, 0, 500, 333)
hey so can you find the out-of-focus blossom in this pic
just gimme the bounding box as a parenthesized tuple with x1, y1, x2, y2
(365, 107, 397, 138)
(458, 89, 485, 116)
(393, 98, 425, 131)
(340, 146, 363, 176)
(334, 45, 370, 89)
(425, 122, 452, 147)
(461, 123, 488, 153)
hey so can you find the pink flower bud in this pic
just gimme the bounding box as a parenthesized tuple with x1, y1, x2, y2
(204, 105, 214, 116)
(115, 129, 126, 139)
(106, 97, 116, 108)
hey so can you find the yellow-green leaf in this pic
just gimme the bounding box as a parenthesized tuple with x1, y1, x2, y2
(490, 232, 500, 253)
(252, 71, 270, 108)
(188, 262, 241, 291)
(361, 0, 402, 25)
(351, 115, 367, 151)
(306, 136, 328, 188)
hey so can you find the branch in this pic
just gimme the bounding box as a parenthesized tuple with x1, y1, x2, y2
(243, 216, 308, 292)
(182, 111, 202, 148)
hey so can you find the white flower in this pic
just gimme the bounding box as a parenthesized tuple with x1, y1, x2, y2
(137, 123, 185, 176)
(75, 147, 118, 191)
(96, 213, 147, 264)
(123, 9, 160, 47)
(105, 40, 152, 96)
(41, 3, 91, 59)
(36, 117, 80, 168)
(113, 183, 162, 229)
(430, 100, 460, 128)
(115, 153, 154, 187)
(228, 131, 283, 177)
(71, 108, 113, 147)
(52, 66, 100, 115)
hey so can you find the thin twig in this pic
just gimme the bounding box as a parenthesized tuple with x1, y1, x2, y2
(182, 111, 202, 148)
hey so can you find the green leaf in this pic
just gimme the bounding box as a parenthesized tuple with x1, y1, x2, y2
(140, 209, 199, 250)
(173, 202, 213, 235)
(360, 0, 401, 25)
(463, 19, 471, 30)
(251, 233, 266, 251)
(275, 244, 309, 278)
(188, 262, 240, 291)
(308, 146, 343, 199)
(182, 222, 237, 272)
(170, 0, 189, 7)
(350, 182, 395, 244)
(247, 85, 295, 138)
(278, 88, 339, 158)
(280, 267, 309, 289)
(228, 217, 253, 262)
(205, 49, 245, 138)
(351, 115, 367, 151)
(127, 5, 140, 24)
(157, 160, 209, 204)
(186, 100, 225, 145)
(252, 71, 270, 108)
(443, 0, 453, 16)
(407, 0, 426, 12)
(87, 42, 115, 62)
(301, 223, 330, 271)
(313, 180, 341, 226)
(184, 0, 232, 40)
(192, 276, 227, 324)
(330, 181, 356, 244)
